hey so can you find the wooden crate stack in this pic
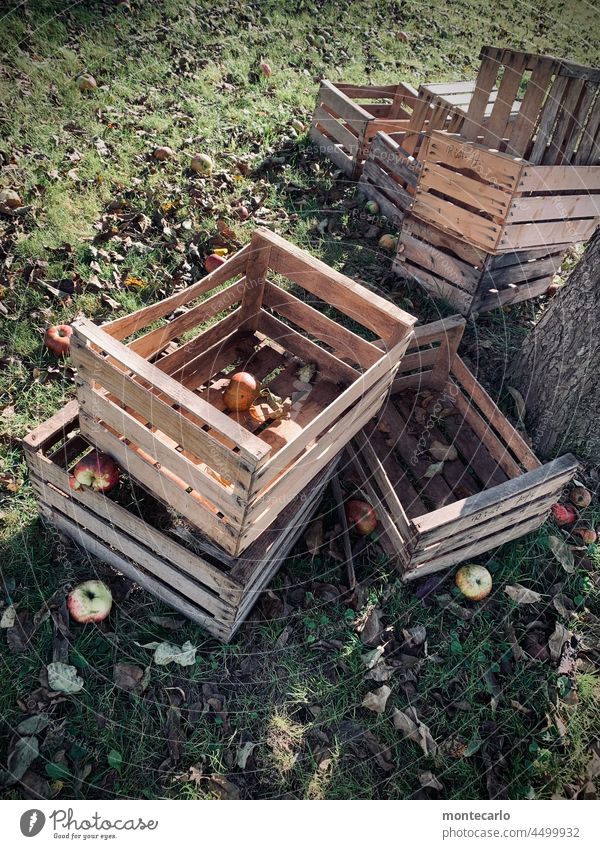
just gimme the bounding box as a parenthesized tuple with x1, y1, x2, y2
(394, 47, 600, 314)
(349, 316, 578, 577)
(24, 229, 416, 639)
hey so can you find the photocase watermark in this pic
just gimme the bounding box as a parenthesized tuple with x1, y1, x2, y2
(19, 808, 159, 840)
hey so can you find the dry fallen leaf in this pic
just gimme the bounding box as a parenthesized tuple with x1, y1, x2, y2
(304, 519, 324, 556)
(429, 440, 458, 462)
(112, 663, 150, 694)
(549, 622, 572, 663)
(392, 707, 437, 756)
(506, 386, 526, 422)
(362, 685, 391, 714)
(504, 584, 542, 605)
(548, 535, 575, 573)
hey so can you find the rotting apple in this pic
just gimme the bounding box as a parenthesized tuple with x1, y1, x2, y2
(365, 200, 380, 215)
(204, 253, 226, 273)
(455, 564, 492, 601)
(0, 188, 23, 209)
(70, 451, 120, 493)
(572, 527, 597, 545)
(378, 234, 397, 251)
(346, 499, 378, 535)
(68, 580, 113, 623)
(44, 324, 73, 357)
(223, 372, 260, 412)
(191, 153, 213, 175)
(260, 61, 272, 77)
(153, 146, 175, 161)
(232, 205, 250, 221)
(77, 73, 97, 92)
(570, 486, 592, 508)
(551, 503, 577, 526)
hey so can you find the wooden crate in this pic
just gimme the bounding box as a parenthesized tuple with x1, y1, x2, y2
(309, 79, 422, 177)
(394, 214, 569, 315)
(412, 130, 600, 254)
(69, 227, 416, 557)
(457, 46, 600, 164)
(23, 401, 339, 642)
(349, 316, 578, 577)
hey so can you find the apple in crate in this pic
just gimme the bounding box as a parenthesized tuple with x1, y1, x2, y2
(68, 580, 113, 623)
(205, 253, 226, 273)
(223, 372, 260, 412)
(455, 564, 492, 601)
(44, 324, 73, 357)
(69, 451, 120, 493)
(346, 499, 378, 535)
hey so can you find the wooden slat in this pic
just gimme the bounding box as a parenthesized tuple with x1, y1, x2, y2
(528, 75, 570, 164)
(394, 258, 474, 315)
(102, 245, 250, 340)
(412, 192, 502, 252)
(317, 80, 373, 128)
(427, 132, 523, 189)
(508, 193, 600, 223)
(411, 453, 577, 539)
(400, 232, 480, 293)
(482, 55, 527, 147)
(154, 309, 242, 378)
(461, 54, 502, 141)
(543, 77, 586, 165)
(129, 283, 241, 359)
(370, 132, 421, 186)
(506, 58, 556, 157)
(238, 234, 271, 330)
(23, 399, 80, 453)
(419, 160, 512, 219)
(450, 355, 540, 471)
(257, 228, 416, 345)
(573, 97, 600, 165)
(262, 282, 381, 370)
(77, 384, 245, 520)
(309, 125, 357, 175)
(313, 103, 362, 153)
(72, 318, 269, 465)
(72, 337, 257, 483)
(473, 274, 557, 312)
(358, 180, 405, 225)
(498, 217, 598, 250)
(518, 165, 600, 192)
(27, 450, 241, 597)
(361, 158, 413, 211)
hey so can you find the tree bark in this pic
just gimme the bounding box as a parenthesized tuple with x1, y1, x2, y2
(510, 227, 600, 460)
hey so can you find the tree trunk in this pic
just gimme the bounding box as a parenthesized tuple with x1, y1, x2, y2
(510, 228, 600, 460)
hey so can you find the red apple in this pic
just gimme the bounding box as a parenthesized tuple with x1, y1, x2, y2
(70, 451, 120, 493)
(68, 580, 112, 623)
(573, 527, 597, 545)
(455, 564, 492, 601)
(551, 503, 577, 526)
(346, 499, 378, 535)
(260, 61, 272, 78)
(232, 205, 249, 221)
(223, 372, 259, 412)
(570, 486, 592, 508)
(44, 324, 73, 357)
(378, 234, 396, 251)
(205, 253, 226, 273)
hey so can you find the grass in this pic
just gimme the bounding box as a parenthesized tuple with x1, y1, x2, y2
(1, 0, 600, 801)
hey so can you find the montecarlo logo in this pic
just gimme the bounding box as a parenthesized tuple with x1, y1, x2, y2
(21, 808, 158, 838)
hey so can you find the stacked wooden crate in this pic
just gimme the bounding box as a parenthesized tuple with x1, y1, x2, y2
(24, 229, 416, 639)
(393, 47, 600, 314)
(349, 316, 578, 577)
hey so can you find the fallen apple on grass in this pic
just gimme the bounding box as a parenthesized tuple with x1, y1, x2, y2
(551, 503, 577, 526)
(573, 527, 597, 545)
(190, 153, 213, 175)
(0, 188, 23, 210)
(260, 60, 272, 77)
(455, 564, 492, 601)
(153, 146, 175, 161)
(77, 73, 97, 92)
(570, 486, 592, 508)
(204, 253, 226, 273)
(68, 580, 113, 623)
(70, 451, 120, 493)
(378, 234, 397, 251)
(346, 499, 378, 535)
(44, 324, 73, 357)
(223, 372, 260, 412)
(365, 200, 380, 215)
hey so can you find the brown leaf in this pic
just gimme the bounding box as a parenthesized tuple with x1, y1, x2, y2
(0, 473, 22, 493)
(548, 535, 575, 573)
(504, 584, 542, 605)
(362, 685, 391, 714)
(359, 607, 383, 647)
(549, 622, 572, 663)
(112, 663, 150, 694)
(429, 440, 458, 462)
(419, 770, 443, 791)
(206, 774, 241, 800)
(6, 611, 34, 653)
(392, 707, 437, 756)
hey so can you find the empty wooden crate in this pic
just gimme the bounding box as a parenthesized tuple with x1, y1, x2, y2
(70, 228, 416, 557)
(23, 401, 339, 642)
(349, 316, 578, 577)
(310, 79, 422, 177)
(394, 214, 568, 315)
